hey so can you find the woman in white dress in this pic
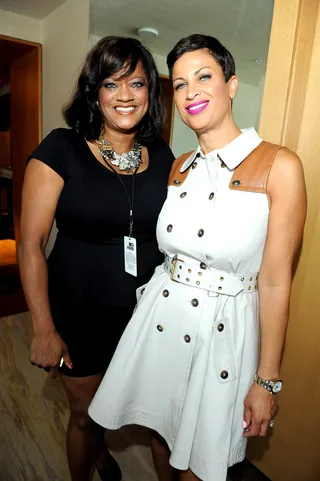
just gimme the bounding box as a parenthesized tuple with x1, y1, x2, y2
(88, 34, 307, 481)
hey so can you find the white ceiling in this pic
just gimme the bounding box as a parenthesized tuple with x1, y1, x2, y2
(0, 0, 66, 19)
(90, 0, 274, 86)
(0, 0, 274, 86)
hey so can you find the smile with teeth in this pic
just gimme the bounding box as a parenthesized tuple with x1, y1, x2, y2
(189, 102, 207, 111)
(186, 101, 209, 115)
(115, 106, 136, 113)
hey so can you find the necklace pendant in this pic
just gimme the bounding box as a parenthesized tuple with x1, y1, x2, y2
(97, 135, 142, 173)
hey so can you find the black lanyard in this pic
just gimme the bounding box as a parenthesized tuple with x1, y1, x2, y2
(102, 159, 138, 238)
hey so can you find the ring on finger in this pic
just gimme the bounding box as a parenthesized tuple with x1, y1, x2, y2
(269, 419, 275, 428)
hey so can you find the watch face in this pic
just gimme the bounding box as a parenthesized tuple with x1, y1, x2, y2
(272, 380, 283, 393)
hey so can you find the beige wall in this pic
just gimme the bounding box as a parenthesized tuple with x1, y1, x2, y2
(0, 10, 42, 43)
(42, 0, 90, 137)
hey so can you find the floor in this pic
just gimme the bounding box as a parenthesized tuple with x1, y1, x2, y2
(0, 239, 27, 317)
(0, 312, 269, 481)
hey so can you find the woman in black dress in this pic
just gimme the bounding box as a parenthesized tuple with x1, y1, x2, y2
(19, 36, 174, 481)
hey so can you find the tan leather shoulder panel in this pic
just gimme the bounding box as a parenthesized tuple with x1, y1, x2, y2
(229, 141, 283, 193)
(168, 151, 194, 187)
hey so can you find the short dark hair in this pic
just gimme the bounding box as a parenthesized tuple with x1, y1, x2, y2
(167, 34, 235, 82)
(63, 36, 165, 143)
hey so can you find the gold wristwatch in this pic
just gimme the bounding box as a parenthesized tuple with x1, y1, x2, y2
(253, 372, 283, 394)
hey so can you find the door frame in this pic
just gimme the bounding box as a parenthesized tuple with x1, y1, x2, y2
(159, 74, 174, 147)
(0, 34, 42, 246)
(0, 34, 42, 139)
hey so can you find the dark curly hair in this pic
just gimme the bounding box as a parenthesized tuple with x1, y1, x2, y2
(167, 34, 235, 82)
(63, 36, 166, 143)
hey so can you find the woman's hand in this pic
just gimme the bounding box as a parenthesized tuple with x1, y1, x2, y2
(242, 382, 278, 437)
(30, 328, 73, 377)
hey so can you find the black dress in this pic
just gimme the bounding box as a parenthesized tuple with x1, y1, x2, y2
(29, 128, 174, 377)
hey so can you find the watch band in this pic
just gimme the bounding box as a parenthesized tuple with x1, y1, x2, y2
(253, 372, 283, 394)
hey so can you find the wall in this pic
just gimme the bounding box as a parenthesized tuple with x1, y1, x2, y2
(42, 0, 90, 137)
(247, 1, 320, 480)
(88, 33, 101, 50)
(233, 81, 262, 131)
(0, 10, 42, 43)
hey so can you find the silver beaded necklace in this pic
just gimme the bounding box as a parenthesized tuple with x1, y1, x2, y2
(97, 134, 142, 174)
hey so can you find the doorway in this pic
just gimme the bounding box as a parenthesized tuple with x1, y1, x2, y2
(0, 35, 41, 317)
(159, 75, 174, 146)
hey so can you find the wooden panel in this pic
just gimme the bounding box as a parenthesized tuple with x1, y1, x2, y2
(248, 1, 320, 480)
(258, 0, 300, 143)
(160, 76, 174, 147)
(10, 44, 42, 245)
(0, 131, 11, 168)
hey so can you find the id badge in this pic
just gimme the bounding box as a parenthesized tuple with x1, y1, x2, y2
(124, 236, 137, 277)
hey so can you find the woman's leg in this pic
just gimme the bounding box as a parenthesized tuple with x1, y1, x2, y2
(61, 372, 112, 481)
(179, 470, 201, 481)
(150, 431, 178, 481)
(150, 431, 202, 481)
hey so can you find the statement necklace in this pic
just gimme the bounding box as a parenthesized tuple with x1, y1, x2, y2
(97, 134, 142, 174)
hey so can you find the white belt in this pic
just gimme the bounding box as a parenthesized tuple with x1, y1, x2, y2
(164, 255, 258, 297)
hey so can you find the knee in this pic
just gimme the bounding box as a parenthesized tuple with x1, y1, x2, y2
(70, 411, 92, 431)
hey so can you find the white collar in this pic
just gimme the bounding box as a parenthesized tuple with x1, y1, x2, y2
(180, 128, 262, 173)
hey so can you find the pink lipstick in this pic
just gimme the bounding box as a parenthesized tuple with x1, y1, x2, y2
(186, 100, 209, 115)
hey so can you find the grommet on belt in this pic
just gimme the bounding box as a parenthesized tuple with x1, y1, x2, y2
(220, 370, 229, 379)
(232, 180, 240, 187)
(198, 229, 204, 237)
(200, 262, 207, 269)
(180, 192, 187, 198)
(157, 325, 163, 332)
(209, 192, 215, 200)
(184, 335, 191, 343)
(191, 299, 199, 307)
(162, 289, 169, 297)
(167, 224, 173, 232)
(173, 179, 181, 185)
(217, 323, 224, 332)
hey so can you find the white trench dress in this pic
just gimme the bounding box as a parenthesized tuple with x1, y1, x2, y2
(89, 128, 268, 481)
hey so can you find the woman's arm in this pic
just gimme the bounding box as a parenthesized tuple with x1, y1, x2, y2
(243, 148, 307, 437)
(19, 159, 73, 371)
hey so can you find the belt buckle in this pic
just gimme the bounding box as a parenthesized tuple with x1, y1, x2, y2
(170, 256, 184, 281)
